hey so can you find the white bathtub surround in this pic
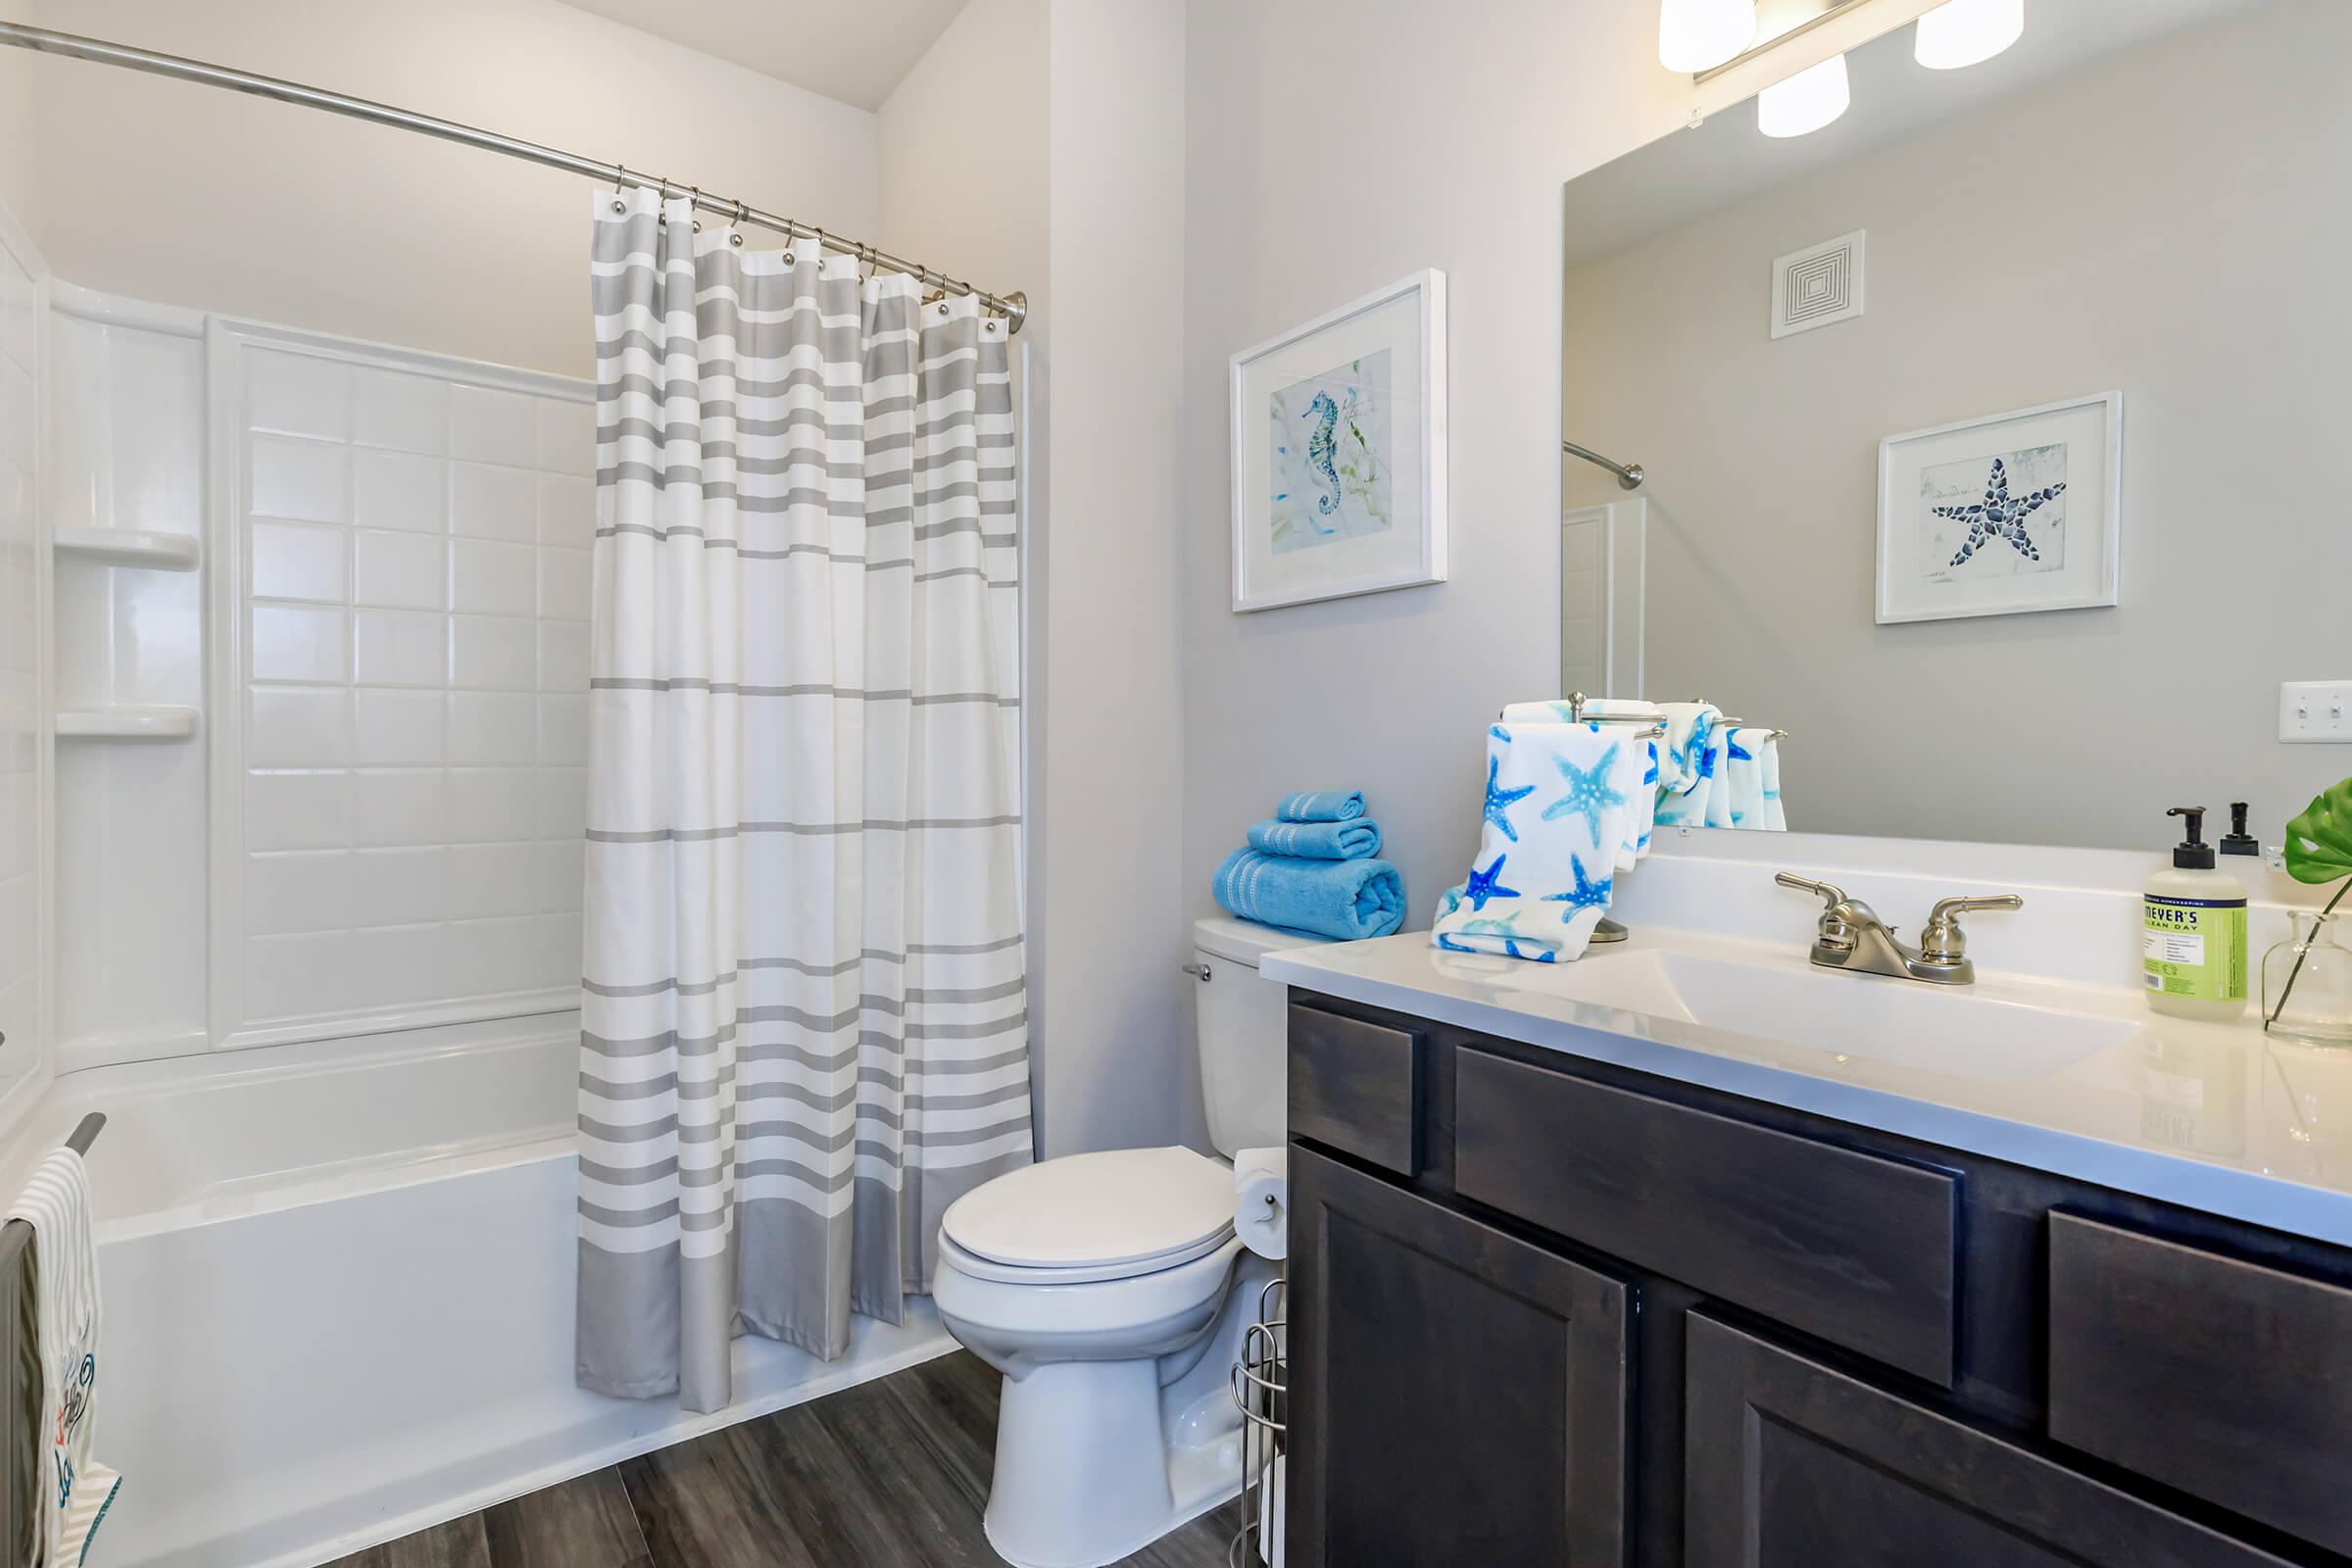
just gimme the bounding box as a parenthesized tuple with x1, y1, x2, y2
(0, 1023, 956, 1568)
(209, 318, 595, 1050)
(0, 202, 44, 1094)
(42, 286, 599, 1070)
(580, 191, 1030, 1410)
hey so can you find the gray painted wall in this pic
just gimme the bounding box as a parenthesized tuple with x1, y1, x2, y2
(889, 0, 1193, 1158)
(1181, 0, 1690, 926)
(1563, 0, 2349, 851)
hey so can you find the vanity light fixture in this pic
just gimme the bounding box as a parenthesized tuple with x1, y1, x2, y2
(1659, 0, 1758, 74)
(1757, 52, 1850, 137)
(1914, 0, 2026, 71)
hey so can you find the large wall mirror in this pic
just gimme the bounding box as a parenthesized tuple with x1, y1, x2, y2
(1559, 0, 2346, 852)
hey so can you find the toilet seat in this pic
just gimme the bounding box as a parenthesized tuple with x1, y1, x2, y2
(940, 1147, 1236, 1285)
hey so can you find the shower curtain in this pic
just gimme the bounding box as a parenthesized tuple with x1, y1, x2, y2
(575, 189, 1032, 1410)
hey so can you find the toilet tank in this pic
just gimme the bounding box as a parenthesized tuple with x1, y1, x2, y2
(1192, 916, 1332, 1157)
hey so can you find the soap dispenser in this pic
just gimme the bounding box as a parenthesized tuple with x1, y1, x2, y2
(2144, 807, 2249, 1020)
(2220, 801, 2262, 861)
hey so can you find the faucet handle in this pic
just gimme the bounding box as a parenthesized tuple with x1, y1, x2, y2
(1775, 872, 1848, 907)
(1919, 894, 2024, 966)
(1776, 872, 1865, 954)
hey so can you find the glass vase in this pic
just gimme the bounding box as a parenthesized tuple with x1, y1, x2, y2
(2262, 911, 2352, 1046)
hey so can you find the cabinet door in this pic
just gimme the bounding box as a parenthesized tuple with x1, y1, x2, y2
(1287, 1146, 1630, 1568)
(1685, 1314, 2295, 1568)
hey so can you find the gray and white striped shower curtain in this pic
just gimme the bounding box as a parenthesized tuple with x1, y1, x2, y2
(575, 189, 1032, 1410)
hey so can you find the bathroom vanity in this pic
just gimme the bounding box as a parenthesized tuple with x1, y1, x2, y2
(1270, 933, 2352, 1568)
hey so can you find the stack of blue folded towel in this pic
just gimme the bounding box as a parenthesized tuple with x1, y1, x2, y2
(1213, 791, 1406, 943)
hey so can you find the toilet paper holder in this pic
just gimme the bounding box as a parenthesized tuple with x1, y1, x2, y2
(1229, 1276, 1287, 1566)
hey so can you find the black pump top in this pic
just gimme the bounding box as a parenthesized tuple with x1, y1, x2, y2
(2169, 806, 2215, 869)
(2221, 801, 2261, 858)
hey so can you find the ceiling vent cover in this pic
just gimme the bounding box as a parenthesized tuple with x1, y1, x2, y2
(1772, 229, 1865, 339)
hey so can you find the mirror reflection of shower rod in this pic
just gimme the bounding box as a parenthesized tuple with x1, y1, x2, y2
(1562, 439, 1645, 490)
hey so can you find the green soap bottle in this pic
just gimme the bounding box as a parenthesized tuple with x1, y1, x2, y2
(2143, 806, 2249, 1021)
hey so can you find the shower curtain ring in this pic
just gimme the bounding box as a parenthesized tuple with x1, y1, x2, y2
(688, 185, 703, 232)
(610, 166, 627, 214)
(729, 197, 747, 246)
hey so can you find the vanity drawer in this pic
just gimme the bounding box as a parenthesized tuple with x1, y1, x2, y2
(1289, 1004, 1424, 1176)
(1454, 1049, 1958, 1385)
(2048, 1213, 2352, 1556)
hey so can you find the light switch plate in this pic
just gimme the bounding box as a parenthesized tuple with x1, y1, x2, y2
(2279, 680, 2352, 743)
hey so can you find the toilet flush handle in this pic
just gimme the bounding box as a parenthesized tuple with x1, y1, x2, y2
(1180, 962, 1211, 983)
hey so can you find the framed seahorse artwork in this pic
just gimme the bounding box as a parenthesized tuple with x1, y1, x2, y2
(1874, 390, 2122, 624)
(1229, 270, 1447, 611)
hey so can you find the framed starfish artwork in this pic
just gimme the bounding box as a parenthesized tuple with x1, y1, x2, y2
(1228, 270, 1448, 612)
(1875, 391, 2122, 623)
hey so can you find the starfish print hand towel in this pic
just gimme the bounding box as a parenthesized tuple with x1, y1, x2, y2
(1499, 701, 1661, 871)
(1431, 720, 1645, 963)
(1653, 702, 1723, 828)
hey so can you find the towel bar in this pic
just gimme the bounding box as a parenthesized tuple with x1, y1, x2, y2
(1554, 692, 1667, 737)
(0, 1113, 106, 1273)
(1687, 703, 1791, 741)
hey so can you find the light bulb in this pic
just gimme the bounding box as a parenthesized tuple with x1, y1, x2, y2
(1914, 0, 2026, 71)
(1757, 53, 1850, 138)
(1658, 0, 1758, 74)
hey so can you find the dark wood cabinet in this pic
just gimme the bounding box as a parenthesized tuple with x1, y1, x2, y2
(2048, 1213, 2352, 1558)
(1456, 1048, 1960, 1386)
(1685, 1314, 2294, 1568)
(1286, 994, 2352, 1567)
(1286, 1145, 1631, 1567)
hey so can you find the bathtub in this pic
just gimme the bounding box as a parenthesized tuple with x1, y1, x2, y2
(5, 1018, 954, 1568)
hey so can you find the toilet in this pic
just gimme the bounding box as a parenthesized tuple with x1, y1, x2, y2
(932, 916, 1319, 1568)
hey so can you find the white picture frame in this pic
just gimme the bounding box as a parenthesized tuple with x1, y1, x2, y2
(1875, 391, 2122, 624)
(1229, 270, 1447, 612)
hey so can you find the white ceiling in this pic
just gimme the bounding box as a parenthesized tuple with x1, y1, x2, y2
(556, 0, 973, 111)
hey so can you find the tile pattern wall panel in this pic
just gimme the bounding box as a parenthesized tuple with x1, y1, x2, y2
(236, 347, 593, 1030)
(0, 231, 37, 1081)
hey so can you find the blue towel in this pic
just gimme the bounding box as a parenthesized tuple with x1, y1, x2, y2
(1274, 790, 1365, 823)
(1214, 849, 1404, 942)
(1246, 817, 1383, 860)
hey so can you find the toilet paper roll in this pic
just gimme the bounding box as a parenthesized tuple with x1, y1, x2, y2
(1233, 1146, 1288, 1260)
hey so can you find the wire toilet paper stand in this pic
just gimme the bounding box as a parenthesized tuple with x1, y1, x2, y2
(1229, 1275, 1287, 1566)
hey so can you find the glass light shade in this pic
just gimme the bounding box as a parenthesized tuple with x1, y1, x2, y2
(1659, 0, 1758, 74)
(1914, 0, 2026, 71)
(1757, 54, 1850, 138)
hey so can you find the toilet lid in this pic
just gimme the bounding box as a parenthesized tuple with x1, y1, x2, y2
(940, 1147, 1236, 1273)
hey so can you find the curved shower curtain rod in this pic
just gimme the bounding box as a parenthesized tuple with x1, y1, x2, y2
(0, 18, 1029, 333)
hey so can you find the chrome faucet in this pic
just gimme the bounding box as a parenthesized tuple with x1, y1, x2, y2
(1775, 873, 2023, 986)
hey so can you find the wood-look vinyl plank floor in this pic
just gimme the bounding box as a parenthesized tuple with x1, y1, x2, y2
(326, 1351, 1245, 1568)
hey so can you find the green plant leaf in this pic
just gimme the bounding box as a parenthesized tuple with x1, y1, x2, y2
(2283, 777, 2352, 886)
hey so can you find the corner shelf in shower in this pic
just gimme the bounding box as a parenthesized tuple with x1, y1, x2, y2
(55, 706, 201, 741)
(52, 526, 202, 571)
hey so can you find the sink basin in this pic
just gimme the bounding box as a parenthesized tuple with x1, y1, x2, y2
(1494, 946, 2137, 1082)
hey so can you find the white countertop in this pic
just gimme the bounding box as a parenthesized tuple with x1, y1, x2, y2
(1262, 927, 2352, 1248)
